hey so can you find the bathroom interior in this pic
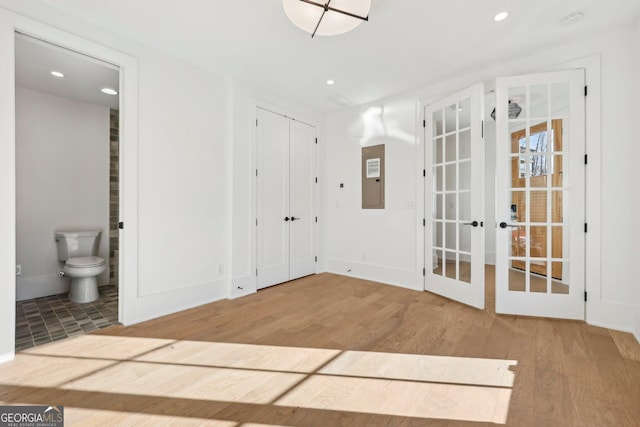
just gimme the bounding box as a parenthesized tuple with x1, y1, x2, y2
(14, 34, 120, 351)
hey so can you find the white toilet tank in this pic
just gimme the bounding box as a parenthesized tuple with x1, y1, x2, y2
(55, 230, 101, 261)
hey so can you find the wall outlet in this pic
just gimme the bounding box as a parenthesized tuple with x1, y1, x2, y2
(15, 264, 21, 275)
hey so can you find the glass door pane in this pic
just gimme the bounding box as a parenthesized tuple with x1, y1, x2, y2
(425, 84, 484, 309)
(495, 70, 585, 320)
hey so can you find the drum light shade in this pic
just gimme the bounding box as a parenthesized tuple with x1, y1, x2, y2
(283, 0, 371, 37)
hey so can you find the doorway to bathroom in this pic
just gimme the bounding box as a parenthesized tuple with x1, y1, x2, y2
(14, 33, 121, 351)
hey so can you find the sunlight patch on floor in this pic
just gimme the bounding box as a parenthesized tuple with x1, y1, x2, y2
(0, 335, 517, 424)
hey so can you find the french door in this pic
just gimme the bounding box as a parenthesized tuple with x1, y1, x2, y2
(495, 70, 585, 319)
(256, 108, 316, 289)
(424, 84, 485, 309)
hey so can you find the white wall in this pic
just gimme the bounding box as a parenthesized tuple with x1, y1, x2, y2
(15, 87, 109, 300)
(0, 10, 16, 362)
(0, 4, 231, 359)
(322, 26, 639, 333)
(324, 99, 419, 289)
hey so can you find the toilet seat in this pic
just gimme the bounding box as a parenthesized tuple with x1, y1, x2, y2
(66, 256, 104, 268)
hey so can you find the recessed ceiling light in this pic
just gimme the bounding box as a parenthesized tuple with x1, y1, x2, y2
(50, 71, 65, 78)
(494, 11, 509, 22)
(561, 12, 584, 26)
(101, 87, 118, 95)
(327, 80, 335, 85)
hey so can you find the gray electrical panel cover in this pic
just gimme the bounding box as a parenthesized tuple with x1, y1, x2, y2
(362, 144, 385, 209)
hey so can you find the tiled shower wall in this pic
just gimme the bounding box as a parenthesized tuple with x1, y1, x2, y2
(109, 109, 119, 286)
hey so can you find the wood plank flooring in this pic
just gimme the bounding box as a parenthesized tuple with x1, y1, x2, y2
(1, 268, 639, 426)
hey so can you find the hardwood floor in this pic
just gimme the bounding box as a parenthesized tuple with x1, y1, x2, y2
(1, 269, 639, 426)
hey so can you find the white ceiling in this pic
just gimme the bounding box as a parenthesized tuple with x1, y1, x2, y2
(15, 34, 120, 109)
(22, 0, 640, 114)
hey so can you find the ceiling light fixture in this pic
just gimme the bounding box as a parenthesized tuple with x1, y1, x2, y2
(494, 11, 509, 22)
(101, 87, 118, 95)
(50, 70, 65, 78)
(283, 0, 371, 38)
(490, 100, 522, 121)
(327, 79, 335, 85)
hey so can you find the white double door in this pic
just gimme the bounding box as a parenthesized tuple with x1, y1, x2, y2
(257, 108, 316, 290)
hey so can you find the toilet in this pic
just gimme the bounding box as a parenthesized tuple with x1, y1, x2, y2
(55, 230, 105, 303)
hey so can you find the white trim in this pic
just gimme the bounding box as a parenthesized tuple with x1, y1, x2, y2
(326, 259, 420, 291)
(0, 353, 14, 364)
(415, 100, 426, 290)
(132, 278, 227, 324)
(225, 77, 235, 299)
(0, 10, 16, 360)
(0, 9, 140, 340)
(229, 275, 256, 299)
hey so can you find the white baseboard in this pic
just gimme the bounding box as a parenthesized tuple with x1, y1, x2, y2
(586, 300, 635, 335)
(326, 259, 420, 291)
(0, 352, 14, 364)
(16, 274, 69, 301)
(229, 275, 256, 299)
(128, 278, 228, 325)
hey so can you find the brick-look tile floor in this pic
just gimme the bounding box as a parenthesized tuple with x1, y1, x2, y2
(15, 285, 118, 351)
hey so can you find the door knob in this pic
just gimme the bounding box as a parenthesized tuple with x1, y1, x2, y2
(284, 217, 290, 221)
(291, 217, 299, 222)
(463, 220, 479, 227)
(499, 222, 518, 229)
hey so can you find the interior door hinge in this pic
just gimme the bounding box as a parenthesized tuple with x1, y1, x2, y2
(256, 119, 258, 127)
(481, 120, 484, 138)
(584, 86, 588, 97)
(423, 169, 426, 177)
(423, 218, 426, 227)
(584, 223, 588, 233)
(256, 219, 258, 226)
(315, 256, 317, 262)
(584, 154, 588, 165)
(584, 291, 588, 302)
(422, 268, 426, 276)
(256, 268, 258, 276)
(256, 169, 258, 177)
(315, 216, 318, 223)
(315, 177, 318, 184)
(423, 119, 426, 128)
(118, 221, 124, 229)
(315, 138, 318, 144)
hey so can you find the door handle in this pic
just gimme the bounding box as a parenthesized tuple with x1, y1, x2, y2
(499, 222, 518, 229)
(284, 217, 290, 222)
(463, 220, 479, 227)
(290, 217, 299, 222)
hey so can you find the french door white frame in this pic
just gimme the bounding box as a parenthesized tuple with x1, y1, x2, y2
(422, 84, 485, 309)
(416, 56, 602, 324)
(495, 69, 586, 320)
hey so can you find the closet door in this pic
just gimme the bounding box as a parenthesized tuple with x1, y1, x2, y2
(257, 109, 316, 289)
(257, 108, 290, 289)
(289, 120, 316, 280)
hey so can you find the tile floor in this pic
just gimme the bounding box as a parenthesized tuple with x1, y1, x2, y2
(15, 285, 118, 351)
